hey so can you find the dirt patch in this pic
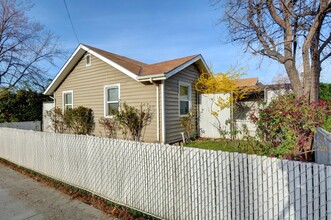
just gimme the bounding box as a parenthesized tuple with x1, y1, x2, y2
(0, 158, 157, 220)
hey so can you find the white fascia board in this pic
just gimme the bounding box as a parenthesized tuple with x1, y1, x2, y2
(44, 44, 84, 95)
(165, 55, 211, 79)
(137, 76, 166, 82)
(199, 55, 211, 75)
(137, 74, 165, 80)
(44, 44, 140, 95)
(81, 45, 138, 81)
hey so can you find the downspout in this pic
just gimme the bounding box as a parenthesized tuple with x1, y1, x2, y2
(196, 92, 200, 138)
(149, 78, 160, 142)
(230, 91, 234, 140)
(161, 81, 166, 144)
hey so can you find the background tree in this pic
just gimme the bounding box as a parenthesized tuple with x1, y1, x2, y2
(319, 83, 331, 100)
(212, 0, 331, 102)
(0, 88, 48, 122)
(0, 0, 63, 91)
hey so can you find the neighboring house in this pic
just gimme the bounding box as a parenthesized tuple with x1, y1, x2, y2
(199, 78, 291, 139)
(44, 44, 209, 143)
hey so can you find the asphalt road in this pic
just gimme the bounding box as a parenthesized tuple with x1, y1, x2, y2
(0, 164, 114, 220)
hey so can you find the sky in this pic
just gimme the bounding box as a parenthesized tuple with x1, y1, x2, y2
(28, 0, 330, 84)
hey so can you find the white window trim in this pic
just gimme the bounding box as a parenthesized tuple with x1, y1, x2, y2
(178, 81, 191, 117)
(104, 84, 120, 117)
(62, 90, 73, 110)
(85, 53, 91, 67)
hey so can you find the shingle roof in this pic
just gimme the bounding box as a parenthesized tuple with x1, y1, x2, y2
(233, 77, 259, 87)
(82, 44, 147, 75)
(83, 44, 199, 76)
(44, 44, 209, 95)
(139, 55, 198, 76)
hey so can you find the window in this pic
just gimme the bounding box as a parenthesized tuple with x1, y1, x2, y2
(85, 53, 91, 66)
(63, 91, 73, 110)
(179, 82, 191, 116)
(105, 84, 120, 116)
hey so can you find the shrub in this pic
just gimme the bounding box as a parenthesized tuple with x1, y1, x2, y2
(47, 106, 95, 135)
(64, 106, 95, 135)
(180, 111, 194, 140)
(46, 107, 66, 133)
(250, 94, 330, 161)
(99, 117, 118, 138)
(111, 102, 152, 141)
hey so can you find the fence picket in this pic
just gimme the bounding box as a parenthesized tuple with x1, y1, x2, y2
(294, 161, 301, 220)
(326, 166, 331, 219)
(320, 164, 327, 220)
(300, 163, 307, 220)
(282, 160, 290, 219)
(307, 163, 314, 219)
(313, 165, 320, 220)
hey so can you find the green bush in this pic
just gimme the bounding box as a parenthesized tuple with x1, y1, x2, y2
(0, 89, 48, 122)
(319, 83, 331, 100)
(47, 106, 95, 135)
(250, 94, 330, 161)
(64, 106, 95, 135)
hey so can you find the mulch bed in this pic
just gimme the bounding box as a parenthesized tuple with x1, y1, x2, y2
(0, 158, 157, 220)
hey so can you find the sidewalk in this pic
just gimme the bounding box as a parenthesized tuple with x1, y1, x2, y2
(0, 164, 114, 220)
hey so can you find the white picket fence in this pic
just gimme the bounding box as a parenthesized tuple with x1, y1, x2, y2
(0, 127, 331, 219)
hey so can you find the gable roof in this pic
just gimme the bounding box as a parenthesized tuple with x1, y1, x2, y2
(44, 44, 209, 95)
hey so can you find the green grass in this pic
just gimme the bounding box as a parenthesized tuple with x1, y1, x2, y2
(184, 139, 263, 155)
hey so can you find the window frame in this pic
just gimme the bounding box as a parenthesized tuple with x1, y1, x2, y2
(62, 90, 73, 111)
(85, 53, 91, 67)
(178, 81, 191, 117)
(104, 84, 120, 117)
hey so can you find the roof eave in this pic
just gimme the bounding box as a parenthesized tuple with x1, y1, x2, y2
(44, 44, 84, 95)
(137, 74, 166, 81)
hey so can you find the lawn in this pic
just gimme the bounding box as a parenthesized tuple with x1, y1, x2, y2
(184, 139, 264, 155)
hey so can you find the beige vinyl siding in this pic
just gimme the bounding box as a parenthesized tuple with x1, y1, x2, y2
(164, 64, 200, 143)
(54, 53, 159, 142)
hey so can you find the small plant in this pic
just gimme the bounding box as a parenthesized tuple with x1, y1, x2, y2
(46, 107, 66, 133)
(47, 106, 95, 135)
(180, 111, 194, 140)
(99, 117, 118, 138)
(111, 102, 152, 141)
(64, 106, 95, 135)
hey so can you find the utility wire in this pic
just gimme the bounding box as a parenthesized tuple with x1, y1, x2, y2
(63, 0, 80, 44)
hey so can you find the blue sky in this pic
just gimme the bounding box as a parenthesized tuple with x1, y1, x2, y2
(29, 0, 330, 83)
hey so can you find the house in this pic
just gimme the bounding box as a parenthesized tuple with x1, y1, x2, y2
(199, 78, 291, 139)
(44, 44, 210, 143)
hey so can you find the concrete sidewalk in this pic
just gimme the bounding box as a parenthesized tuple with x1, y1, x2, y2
(0, 164, 114, 220)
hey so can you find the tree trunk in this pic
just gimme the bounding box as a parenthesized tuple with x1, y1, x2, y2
(284, 64, 303, 98)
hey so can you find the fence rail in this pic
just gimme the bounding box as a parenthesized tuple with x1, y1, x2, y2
(0, 121, 41, 131)
(0, 127, 331, 219)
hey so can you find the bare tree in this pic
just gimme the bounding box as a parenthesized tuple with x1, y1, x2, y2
(212, 0, 331, 102)
(272, 73, 290, 84)
(0, 0, 63, 91)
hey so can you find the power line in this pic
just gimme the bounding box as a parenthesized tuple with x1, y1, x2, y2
(63, 0, 80, 44)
